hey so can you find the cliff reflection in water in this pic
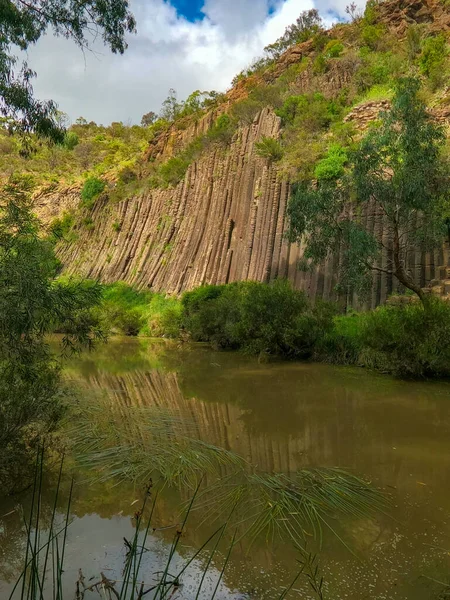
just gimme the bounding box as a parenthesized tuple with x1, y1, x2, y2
(66, 338, 450, 503)
(18, 337, 447, 600)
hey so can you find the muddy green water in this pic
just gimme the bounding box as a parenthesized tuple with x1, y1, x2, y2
(2, 338, 450, 599)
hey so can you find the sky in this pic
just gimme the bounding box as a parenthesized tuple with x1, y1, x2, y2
(23, 0, 367, 126)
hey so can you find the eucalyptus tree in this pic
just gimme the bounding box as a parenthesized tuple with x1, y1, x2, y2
(0, 0, 136, 141)
(287, 77, 450, 305)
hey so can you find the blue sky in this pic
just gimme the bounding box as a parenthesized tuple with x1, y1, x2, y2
(170, 0, 205, 21)
(25, 0, 367, 124)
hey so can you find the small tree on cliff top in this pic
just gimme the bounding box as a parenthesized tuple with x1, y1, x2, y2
(287, 77, 449, 305)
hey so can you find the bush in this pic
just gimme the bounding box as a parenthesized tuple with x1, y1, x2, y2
(314, 144, 348, 181)
(315, 313, 365, 364)
(63, 131, 79, 150)
(81, 176, 105, 206)
(275, 93, 340, 131)
(360, 299, 450, 378)
(181, 280, 336, 358)
(49, 211, 75, 241)
(97, 282, 152, 336)
(231, 99, 262, 125)
(158, 156, 191, 187)
(419, 34, 448, 77)
(207, 114, 235, 144)
(324, 39, 344, 58)
(255, 136, 284, 161)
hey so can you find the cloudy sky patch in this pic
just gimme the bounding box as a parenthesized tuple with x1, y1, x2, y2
(23, 0, 367, 125)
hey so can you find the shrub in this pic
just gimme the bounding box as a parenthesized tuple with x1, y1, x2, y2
(49, 211, 75, 241)
(181, 284, 226, 342)
(255, 136, 284, 161)
(360, 299, 450, 378)
(419, 34, 448, 76)
(97, 282, 152, 336)
(181, 280, 335, 358)
(112, 221, 121, 232)
(63, 131, 79, 150)
(249, 84, 284, 109)
(315, 313, 365, 364)
(231, 99, 262, 125)
(118, 165, 137, 183)
(324, 39, 344, 58)
(276, 93, 340, 131)
(207, 114, 235, 144)
(81, 176, 105, 206)
(158, 156, 191, 187)
(360, 24, 385, 50)
(314, 144, 348, 181)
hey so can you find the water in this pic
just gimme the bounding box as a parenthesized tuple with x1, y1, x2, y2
(2, 337, 450, 599)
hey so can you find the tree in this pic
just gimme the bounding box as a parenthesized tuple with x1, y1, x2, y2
(287, 78, 449, 305)
(264, 9, 323, 59)
(159, 88, 183, 122)
(1, 0, 136, 142)
(140, 111, 157, 127)
(0, 176, 104, 491)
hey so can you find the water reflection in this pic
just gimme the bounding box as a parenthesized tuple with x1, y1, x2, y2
(2, 338, 450, 599)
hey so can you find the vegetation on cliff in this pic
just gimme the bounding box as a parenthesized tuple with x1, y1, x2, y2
(287, 77, 450, 304)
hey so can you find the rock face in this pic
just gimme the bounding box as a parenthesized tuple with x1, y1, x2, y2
(46, 0, 450, 309)
(50, 102, 450, 309)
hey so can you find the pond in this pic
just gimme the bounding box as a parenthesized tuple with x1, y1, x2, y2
(1, 338, 450, 599)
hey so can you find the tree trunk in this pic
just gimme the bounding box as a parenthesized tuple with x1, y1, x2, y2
(392, 221, 427, 307)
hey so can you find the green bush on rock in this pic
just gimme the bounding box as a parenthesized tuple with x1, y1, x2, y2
(81, 176, 105, 207)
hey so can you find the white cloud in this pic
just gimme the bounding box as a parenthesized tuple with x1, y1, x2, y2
(23, 0, 366, 125)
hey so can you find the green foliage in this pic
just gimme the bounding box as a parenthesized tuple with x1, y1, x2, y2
(419, 34, 448, 76)
(63, 131, 79, 150)
(324, 39, 344, 58)
(315, 313, 365, 365)
(360, 299, 450, 378)
(207, 114, 235, 144)
(264, 9, 323, 59)
(158, 156, 191, 187)
(406, 24, 424, 61)
(94, 282, 182, 338)
(49, 211, 75, 242)
(314, 144, 348, 181)
(181, 280, 336, 358)
(360, 23, 385, 50)
(288, 78, 449, 302)
(81, 176, 105, 206)
(0, 178, 103, 492)
(419, 34, 448, 89)
(97, 282, 151, 336)
(231, 98, 262, 125)
(355, 50, 402, 92)
(1, 0, 135, 143)
(276, 93, 341, 131)
(255, 136, 284, 161)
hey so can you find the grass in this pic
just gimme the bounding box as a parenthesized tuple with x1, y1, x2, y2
(11, 449, 363, 600)
(66, 392, 388, 555)
(93, 282, 181, 338)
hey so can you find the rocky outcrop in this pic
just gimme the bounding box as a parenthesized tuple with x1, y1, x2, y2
(47, 102, 450, 310)
(41, 0, 450, 309)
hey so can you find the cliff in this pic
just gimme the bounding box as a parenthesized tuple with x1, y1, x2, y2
(32, 0, 450, 309)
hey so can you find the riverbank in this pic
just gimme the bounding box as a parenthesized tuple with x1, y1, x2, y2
(69, 280, 450, 379)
